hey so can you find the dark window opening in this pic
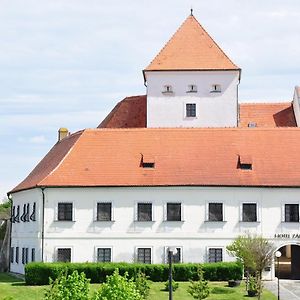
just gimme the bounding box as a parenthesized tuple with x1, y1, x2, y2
(187, 84, 197, 93)
(97, 248, 111, 262)
(209, 248, 223, 263)
(209, 203, 223, 221)
(57, 248, 71, 262)
(243, 203, 257, 222)
(25, 203, 30, 222)
(10, 247, 14, 263)
(238, 155, 252, 170)
(285, 204, 299, 222)
(31, 248, 35, 262)
(142, 162, 155, 168)
(30, 202, 36, 221)
(11, 206, 15, 223)
(137, 248, 151, 264)
(58, 203, 73, 221)
(97, 203, 112, 221)
(167, 203, 181, 221)
(186, 103, 196, 117)
(138, 203, 152, 221)
(15, 206, 20, 223)
(20, 204, 26, 222)
(16, 247, 19, 264)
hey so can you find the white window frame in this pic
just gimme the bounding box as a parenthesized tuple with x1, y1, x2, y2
(164, 202, 183, 222)
(207, 246, 224, 263)
(55, 201, 75, 221)
(282, 201, 300, 223)
(94, 201, 114, 222)
(206, 201, 225, 222)
(240, 202, 259, 222)
(135, 246, 153, 264)
(95, 246, 113, 263)
(55, 246, 73, 262)
(164, 246, 183, 263)
(135, 201, 154, 222)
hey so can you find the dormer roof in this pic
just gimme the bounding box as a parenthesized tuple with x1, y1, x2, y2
(144, 15, 240, 73)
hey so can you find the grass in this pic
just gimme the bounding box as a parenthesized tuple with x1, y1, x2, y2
(0, 273, 276, 300)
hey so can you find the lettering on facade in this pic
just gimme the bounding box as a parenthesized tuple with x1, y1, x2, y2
(274, 233, 300, 239)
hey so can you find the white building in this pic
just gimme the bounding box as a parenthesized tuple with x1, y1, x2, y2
(9, 13, 300, 280)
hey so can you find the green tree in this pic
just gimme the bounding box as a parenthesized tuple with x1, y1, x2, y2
(134, 271, 150, 299)
(93, 269, 142, 300)
(188, 266, 210, 299)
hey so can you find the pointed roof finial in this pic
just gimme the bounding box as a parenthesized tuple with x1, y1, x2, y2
(190, 7, 193, 16)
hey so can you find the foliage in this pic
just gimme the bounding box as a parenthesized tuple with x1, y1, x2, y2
(92, 269, 142, 300)
(164, 279, 179, 292)
(188, 267, 210, 299)
(44, 270, 90, 300)
(0, 200, 11, 213)
(134, 271, 150, 299)
(247, 275, 258, 292)
(25, 261, 242, 285)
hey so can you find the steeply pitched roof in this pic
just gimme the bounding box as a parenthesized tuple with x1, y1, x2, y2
(239, 103, 296, 127)
(10, 128, 300, 193)
(144, 15, 240, 72)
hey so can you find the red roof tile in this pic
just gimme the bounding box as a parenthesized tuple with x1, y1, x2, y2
(144, 15, 239, 72)
(10, 128, 300, 193)
(239, 103, 296, 127)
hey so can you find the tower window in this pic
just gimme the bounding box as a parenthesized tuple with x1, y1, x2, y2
(187, 84, 197, 93)
(162, 85, 173, 94)
(186, 103, 196, 117)
(210, 84, 221, 93)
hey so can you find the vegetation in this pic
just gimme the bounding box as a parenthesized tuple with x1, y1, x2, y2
(164, 279, 179, 292)
(25, 261, 242, 285)
(0, 199, 11, 214)
(134, 272, 150, 299)
(227, 234, 275, 299)
(188, 267, 210, 299)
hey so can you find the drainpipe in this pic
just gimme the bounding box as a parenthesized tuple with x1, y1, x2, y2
(7, 193, 12, 272)
(41, 188, 45, 262)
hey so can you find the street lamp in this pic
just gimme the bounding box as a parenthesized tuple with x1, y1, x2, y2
(275, 250, 282, 300)
(168, 247, 178, 300)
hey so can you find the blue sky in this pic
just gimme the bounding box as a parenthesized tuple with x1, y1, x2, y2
(1, 0, 300, 199)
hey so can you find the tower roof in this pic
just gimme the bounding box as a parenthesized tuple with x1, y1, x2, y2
(144, 15, 240, 72)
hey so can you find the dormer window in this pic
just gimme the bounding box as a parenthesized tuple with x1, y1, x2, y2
(162, 85, 173, 94)
(187, 84, 197, 93)
(210, 84, 221, 93)
(238, 155, 252, 170)
(140, 154, 155, 168)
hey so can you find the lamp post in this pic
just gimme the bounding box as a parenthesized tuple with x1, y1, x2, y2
(168, 247, 178, 300)
(275, 251, 282, 300)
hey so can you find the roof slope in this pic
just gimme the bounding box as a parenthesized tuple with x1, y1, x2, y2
(98, 95, 146, 128)
(144, 15, 239, 71)
(239, 103, 296, 127)
(10, 128, 300, 192)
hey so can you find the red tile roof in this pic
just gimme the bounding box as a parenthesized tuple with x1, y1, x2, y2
(98, 95, 146, 128)
(144, 15, 239, 72)
(239, 103, 296, 127)
(10, 128, 300, 193)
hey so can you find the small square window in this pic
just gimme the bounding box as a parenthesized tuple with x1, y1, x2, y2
(57, 248, 71, 262)
(285, 204, 299, 222)
(187, 84, 197, 93)
(167, 203, 181, 221)
(186, 103, 196, 118)
(97, 248, 111, 262)
(97, 203, 112, 221)
(137, 248, 151, 264)
(58, 203, 73, 221)
(137, 203, 152, 221)
(211, 84, 221, 93)
(162, 85, 173, 94)
(208, 203, 223, 221)
(242, 204, 257, 222)
(209, 248, 223, 263)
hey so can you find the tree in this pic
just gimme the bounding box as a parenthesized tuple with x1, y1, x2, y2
(227, 234, 274, 299)
(187, 266, 210, 299)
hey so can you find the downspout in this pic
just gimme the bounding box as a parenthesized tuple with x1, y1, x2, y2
(7, 193, 12, 272)
(41, 188, 45, 262)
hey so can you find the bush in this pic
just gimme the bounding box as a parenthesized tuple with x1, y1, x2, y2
(164, 279, 179, 292)
(25, 261, 242, 285)
(188, 267, 210, 299)
(92, 269, 142, 300)
(134, 272, 150, 299)
(44, 270, 90, 300)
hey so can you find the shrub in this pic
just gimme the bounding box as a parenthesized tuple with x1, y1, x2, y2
(92, 269, 142, 300)
(44, 270, 90, 300)
(134, 272, 150, 299)
(164, 279, 179, 292)
(188, 267, 210, 299)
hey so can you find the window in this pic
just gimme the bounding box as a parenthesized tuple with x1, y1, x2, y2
(25, 248, 29, 264)
(167, 203, 181, 221)
(30, 202, 36, 221)
(211, 84, 221, 93)
(137, 248, 151, 264)
(97, 248, 111, 262)
(142, 162, 155, 168)
(22, 248, 25, 264)
(58, 203, 73, 221)
(11, 206, 15, 223)
(57, 248, 71, 262)
(209, 248, 223, 263)
(186, 103, 196, 117)
(20, 204, 26, 222)
(10, 247, 14, 263)
(187, 84, 197, 93)
(16, 247, 19, 264)
(15, 205, 20, 223)
(25, 203, 30, 222)
(162, 85, 173, 94)
(137, 203, 152, 221)
(238, 155, 252, 170)
(208, 203, 223, 221)
(167, 247, 182, 263)
(285, 204, 299, 222)
(97, 203, 112, 221)
(242, 203, 257, 222)
(31, 248, 35, 262)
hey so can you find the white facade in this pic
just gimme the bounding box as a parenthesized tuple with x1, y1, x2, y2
(146, 71, 240, 128)
(10, 186, 300, 278)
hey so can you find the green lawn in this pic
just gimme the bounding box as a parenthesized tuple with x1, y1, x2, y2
(0, 273, 276, 300)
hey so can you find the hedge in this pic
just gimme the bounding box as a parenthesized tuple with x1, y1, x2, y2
(25, 261, 242, 285)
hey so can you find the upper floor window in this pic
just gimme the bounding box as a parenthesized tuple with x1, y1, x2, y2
(11, 206, 15, 223)
(137, 248, 151, 264)
(210, 84, 221, 93)
(15, 205, 20, 223)
(208, 248, 223, 263)
(208, 203, 223, 221)
(285, 204, 299, 222)
(162, 85, 173, 94)
(58, 203, 73, 221)
(57, 248, 71, 262)
(167, 203, 181, 221)
(242, 203, 257, 222)
(30, 202, 36, 222)
(137, 203, 152, 221)
(97, 203, 112, 221)
(187, 84, 197, 93)
(97, 248, 112, 262)
(186, 103, 196, 118)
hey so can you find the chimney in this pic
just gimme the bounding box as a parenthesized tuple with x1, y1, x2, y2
(58, 128, 69, 141)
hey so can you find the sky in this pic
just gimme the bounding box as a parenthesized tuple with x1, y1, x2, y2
(0, 0, 300, 200)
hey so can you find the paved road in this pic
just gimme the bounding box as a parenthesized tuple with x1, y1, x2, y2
(265, 280, 300, 300)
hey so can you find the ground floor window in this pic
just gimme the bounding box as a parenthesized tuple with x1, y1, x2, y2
(97, 248, 111, 262)
(31, 248, 35, 262)
(10, 247, 14, 263)
(137, 248, 151, 264)
(208, 248, 223, 263)
(15, 247, 19, 264)
(57, 248, 71, 262)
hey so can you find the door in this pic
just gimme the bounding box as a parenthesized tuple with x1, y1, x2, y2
(291, 245, 300, 279)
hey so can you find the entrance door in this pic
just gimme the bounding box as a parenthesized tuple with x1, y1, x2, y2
(291, 245, 300, 279)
